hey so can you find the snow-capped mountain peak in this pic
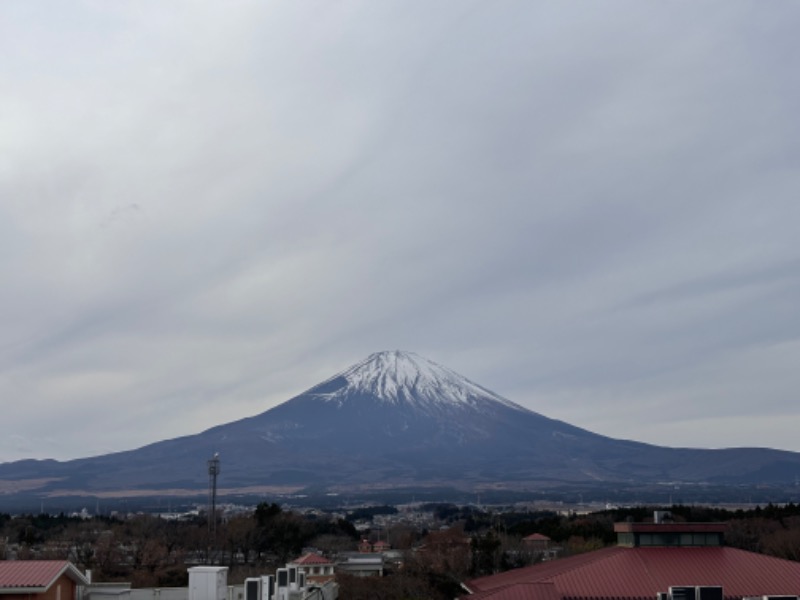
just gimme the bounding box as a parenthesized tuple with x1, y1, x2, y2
(305, 350, 526, 413)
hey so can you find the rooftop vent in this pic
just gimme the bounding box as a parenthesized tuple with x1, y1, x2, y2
(669, 586, 696, 600)
(697, 586, 723, 600)
(663, 586, 723, 600)
(654, 510, 672, 524)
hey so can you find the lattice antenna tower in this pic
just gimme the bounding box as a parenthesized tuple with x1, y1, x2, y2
(207, 452, 221, 560)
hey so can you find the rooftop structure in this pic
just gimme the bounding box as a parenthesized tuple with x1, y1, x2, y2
(0, 561, 90, 600)
(614, 521, 727, 548)
(287, 553, 336, 586)
(335, 553, 384, 578)
(461, 514, 800, 600)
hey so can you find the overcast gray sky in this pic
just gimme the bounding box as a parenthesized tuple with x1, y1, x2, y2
(2, 1, 799, 463)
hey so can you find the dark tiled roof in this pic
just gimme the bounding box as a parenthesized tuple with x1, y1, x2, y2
(464, 546, 800, 600)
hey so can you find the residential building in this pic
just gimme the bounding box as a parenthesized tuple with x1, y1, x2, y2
(334, 553, 384, 577)
(286, 554, 335, 586)
(0, 561, 89, 600)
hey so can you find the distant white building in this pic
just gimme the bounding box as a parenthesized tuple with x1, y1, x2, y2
(286, 554, 335, 586)
(334, 552, 384, 577)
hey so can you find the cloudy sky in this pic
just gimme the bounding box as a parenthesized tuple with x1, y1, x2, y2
(2, 1, 799, 463)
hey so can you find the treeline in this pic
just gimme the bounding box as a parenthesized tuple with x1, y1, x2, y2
(0, 501, 798, 599)
(0, 503, 358, 587)
(475, 503, 800, 561)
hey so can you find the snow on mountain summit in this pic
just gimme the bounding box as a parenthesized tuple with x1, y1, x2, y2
(306, 350, 527, 413)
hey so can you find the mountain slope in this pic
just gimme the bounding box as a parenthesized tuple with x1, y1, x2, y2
(2, 350, 800, 499)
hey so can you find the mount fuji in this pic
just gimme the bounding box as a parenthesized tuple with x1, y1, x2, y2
(2, 350, 800, 503)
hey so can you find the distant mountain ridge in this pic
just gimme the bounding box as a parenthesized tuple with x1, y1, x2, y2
(2, 350, 800, 503)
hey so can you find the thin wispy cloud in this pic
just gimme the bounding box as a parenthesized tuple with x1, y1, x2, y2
(1, 1, 798, 461)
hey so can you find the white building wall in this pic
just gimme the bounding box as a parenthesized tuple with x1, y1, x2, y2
(129, 585, 244, 600)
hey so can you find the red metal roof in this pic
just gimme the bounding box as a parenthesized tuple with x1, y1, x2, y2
(468, 582, 561, 600)
(464, 546, 800, 600)
(291, 553, 332, 565)
(0, 561, 86, 590)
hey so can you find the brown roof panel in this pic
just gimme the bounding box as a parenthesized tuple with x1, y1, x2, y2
(465, 547, 800, 600)
(467, 547, 627, 593)
(468, 582, 561, 600)
(0, 561, 72, 589)
(291, 553, 333, 565)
